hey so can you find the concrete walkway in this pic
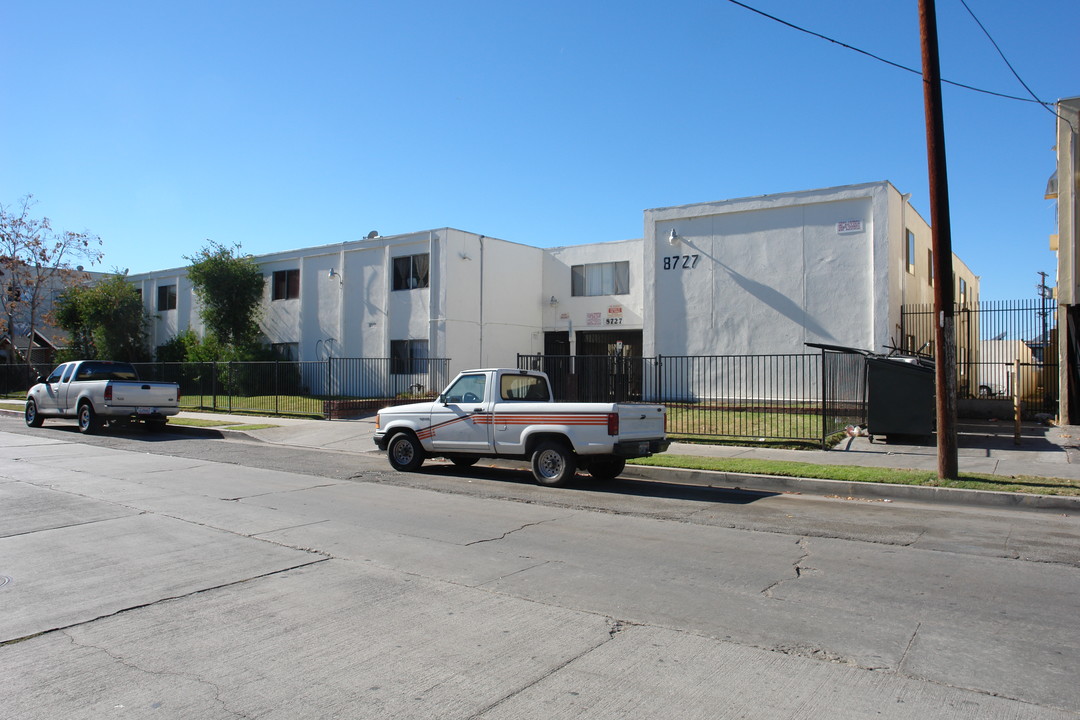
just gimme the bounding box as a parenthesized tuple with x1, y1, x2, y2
(6, 403, 1079, 509)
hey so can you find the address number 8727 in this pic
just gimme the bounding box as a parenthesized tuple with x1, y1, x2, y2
(662, 255, 700, 270)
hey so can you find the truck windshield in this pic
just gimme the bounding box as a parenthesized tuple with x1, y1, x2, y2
(500, 375, 549, 401)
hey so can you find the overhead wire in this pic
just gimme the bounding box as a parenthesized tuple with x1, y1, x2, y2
(724, 0, 1060, 112)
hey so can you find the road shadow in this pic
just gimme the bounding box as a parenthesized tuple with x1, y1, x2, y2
(419, 462, 777, 505)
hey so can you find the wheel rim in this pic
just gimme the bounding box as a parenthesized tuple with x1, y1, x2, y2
(536, 449, 564, 479)
(392, 438, 415, 465)
(79, 407, 90, 430)
(26, 402, 36, 423)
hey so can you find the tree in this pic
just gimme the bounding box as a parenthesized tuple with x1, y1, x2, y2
(185, 241, 265, 354)
(54, 273, 150, 362)
(0, 195, 103, 366)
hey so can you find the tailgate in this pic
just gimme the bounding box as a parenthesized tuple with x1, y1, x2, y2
(617, 404, 666, 440)
(109, 382, 179, 409)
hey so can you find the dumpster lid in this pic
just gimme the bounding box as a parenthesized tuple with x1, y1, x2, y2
(804, 343, 874, 356)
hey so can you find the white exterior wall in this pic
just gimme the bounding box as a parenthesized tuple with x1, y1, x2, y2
(644, 183, 891, 357)
(542, 239, 645, 345)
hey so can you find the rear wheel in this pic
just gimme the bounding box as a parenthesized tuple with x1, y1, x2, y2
(586, 457, 626, 481)
(25, 399, 43, 428)
(530, 441, 577, 487)
(387, 432, 425, 472)
(77, 402, 100, 434)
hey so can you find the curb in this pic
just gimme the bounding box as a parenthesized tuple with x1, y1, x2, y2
(620, 465, 1080, 513)
(4, 406, 1077, 513)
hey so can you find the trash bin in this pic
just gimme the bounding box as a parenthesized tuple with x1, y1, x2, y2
(866, 355, 935, 438)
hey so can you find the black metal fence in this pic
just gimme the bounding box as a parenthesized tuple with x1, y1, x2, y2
(1, 358, 451, 419)
(518, 352, 855, 446)
(901, 299, 1057, 417)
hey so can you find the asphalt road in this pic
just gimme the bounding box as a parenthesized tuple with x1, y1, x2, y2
(3, 415, 1080, 719)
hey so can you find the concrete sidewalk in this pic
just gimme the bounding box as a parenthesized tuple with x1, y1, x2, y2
(6, 403, 1079, 509)
(158, 410, 1080, 510)
(176, 410, 1080, 479)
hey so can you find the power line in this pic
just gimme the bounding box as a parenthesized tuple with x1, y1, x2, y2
(725, 0, 1048, 106)
(956, 0, 1066, 126)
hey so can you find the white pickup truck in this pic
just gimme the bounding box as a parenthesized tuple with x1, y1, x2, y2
(374, 368, 669, 486)
(24, 360, 181, 433)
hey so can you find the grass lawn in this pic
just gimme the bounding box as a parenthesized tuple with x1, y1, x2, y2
(629, 454, 1080, 496)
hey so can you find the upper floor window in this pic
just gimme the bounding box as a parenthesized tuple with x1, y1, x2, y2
(958, 277, 968, 304)
(905, 230, 915, 274)
(272, 269, 300, 300)
(927, 250, 934, 286)
(393, 254, 430, 291)
(571, 261, 629, 297)
(157, 284, 177, 311)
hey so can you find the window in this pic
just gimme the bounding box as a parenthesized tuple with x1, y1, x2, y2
(958, 277, 967, 304)
(927, 249, 934, 286)
(157, 284, 177, 311)
(272, 269, 300, 300)
(393, 254, 430, 291)
(390, 339, 428, 374)
(500, 374, 550, 401)
(442, 373, 486, 404)
(571, 261, 630, 297)
(905, 230, 915, 274)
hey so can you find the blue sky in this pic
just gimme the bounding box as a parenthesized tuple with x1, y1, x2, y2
(1, 1, 1074, 300)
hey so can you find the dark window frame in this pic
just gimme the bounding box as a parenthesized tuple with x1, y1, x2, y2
(392, 254, 430, 291)
(570, 261, 630, 297)
(272, 269, 301, 300)
(157, 284, 177, 311)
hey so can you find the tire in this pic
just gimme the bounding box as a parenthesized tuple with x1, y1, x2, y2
(25, 399, 43, 428)
(450, 457, 478, 468)
(587, 457, 626, 481)
(77, 402, 100, 434)
(387, 432, 425, 472)
(530, 441, 577, 487)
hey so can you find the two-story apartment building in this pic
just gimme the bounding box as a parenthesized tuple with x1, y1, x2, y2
(128, 181, 979, 379)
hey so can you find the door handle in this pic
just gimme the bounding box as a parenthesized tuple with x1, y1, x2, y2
(472, 407, 484, 413)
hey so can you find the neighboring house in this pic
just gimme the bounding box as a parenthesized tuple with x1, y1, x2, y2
(128, 181, 980, 380)
(0, 261, 107, 365)
(1048, 96, 1080, 422)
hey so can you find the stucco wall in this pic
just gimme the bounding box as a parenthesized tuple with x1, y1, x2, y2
(644, 185, 888, 357)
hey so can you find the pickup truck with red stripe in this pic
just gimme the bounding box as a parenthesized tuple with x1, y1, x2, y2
(374, 368, 669, 486)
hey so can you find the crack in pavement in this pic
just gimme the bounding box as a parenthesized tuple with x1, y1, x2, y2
(464, 518, 560, 546)
(467, 617, 632, 719)
(762, 537, 812, 598)
(61, 630, 255, 719)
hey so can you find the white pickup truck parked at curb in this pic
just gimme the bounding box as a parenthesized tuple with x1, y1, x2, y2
(24, 360, 181, 433)
(374, 368, 669, 486)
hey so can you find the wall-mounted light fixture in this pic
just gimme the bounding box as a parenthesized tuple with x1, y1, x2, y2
(668, 228, 680, 246)
(328, 268, 342, 285)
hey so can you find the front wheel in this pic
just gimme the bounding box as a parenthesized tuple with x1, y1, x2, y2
(77, 402, 100, 434)
(387, 432, 425, 472)
(25, 399, 44, 428)
(586, 457, 626, 481)
(530, 441, 577, 487)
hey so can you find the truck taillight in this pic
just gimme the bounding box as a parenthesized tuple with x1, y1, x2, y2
(176, 389, 182, 403)
(104, 385, 113, 401)
(607, 412, 619, 436)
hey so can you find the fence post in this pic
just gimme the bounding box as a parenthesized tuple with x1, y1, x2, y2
(820, 350, 828, 450)
(275, 361, 280, 415)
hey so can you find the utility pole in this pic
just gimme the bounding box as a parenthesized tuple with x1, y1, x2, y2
(919, 0, 958, 479)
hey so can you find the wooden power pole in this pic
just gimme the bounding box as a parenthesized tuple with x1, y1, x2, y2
(919, 0, 959, 479)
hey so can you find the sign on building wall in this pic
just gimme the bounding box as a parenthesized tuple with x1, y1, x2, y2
(837, 220, 864, 234)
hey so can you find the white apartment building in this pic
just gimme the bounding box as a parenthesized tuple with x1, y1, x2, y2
(128, 181, 979, 377)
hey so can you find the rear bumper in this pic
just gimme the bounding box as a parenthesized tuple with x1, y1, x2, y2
(613, 438, 670, 458)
